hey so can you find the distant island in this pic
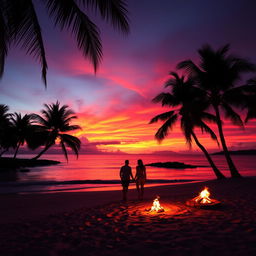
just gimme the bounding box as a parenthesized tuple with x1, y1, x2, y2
(212, 149, 256, 155)
(0, 157, 60, 170)
(146, 162, 205, 169)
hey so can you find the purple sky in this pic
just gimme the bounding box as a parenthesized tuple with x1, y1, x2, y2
(1, 0, 256, 154)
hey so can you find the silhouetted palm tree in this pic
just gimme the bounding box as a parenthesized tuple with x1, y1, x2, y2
(177, 44, 256, 178)
(150, 72, 226, 179)
(32, 101, 81, 160)
(0, 104, 11, 131)
(0, 104, 12, 156)
(0, 0, 129, 85)
(10, 113, 36, 158)
(243, 78, 256, 122)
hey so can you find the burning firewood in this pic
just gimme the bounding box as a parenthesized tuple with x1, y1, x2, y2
(186, 187, 221, 208)
(145, 196, 164, 213)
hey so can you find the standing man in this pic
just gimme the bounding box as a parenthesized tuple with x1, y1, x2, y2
(120, 160, 134, 201)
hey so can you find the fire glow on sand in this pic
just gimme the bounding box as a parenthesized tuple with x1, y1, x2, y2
(186, 187, 221, 208)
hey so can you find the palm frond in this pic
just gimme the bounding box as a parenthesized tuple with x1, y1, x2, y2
(230, 58, 256, 76)
(152, 93, 179, 107)
(46, 0, 102, 72)
(200, 112, 217, 123)
(0, 104, 10, 118)
(60, 133, 81, 158)
(246, 78, 256, 88)
(31, 113, 48, 126)
(62, 116, 77, 124)
(7, 0, 48, 86)
(80, 0, 129, 33)
(198, 121, 219, 145)
(177, 60, 202, 77)
(221, 102, 244, 127)
(222, 86, 247, 108)
(62, 110, 76, 120)
(217, 44, 230, 56)
(0, 6, 8, 78)
(245, 107, 256, 123)
(244, 93, 256, 122)
(149, 110, 175, 124)
(60, 139, 68, 161)
(164, 71, 184, 88)
(154, 114, 178, 141)
(61, 125, 81, 132)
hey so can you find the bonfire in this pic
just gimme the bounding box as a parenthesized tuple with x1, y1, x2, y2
(186, 187, 221, 208)
(146, 196, 164, 213)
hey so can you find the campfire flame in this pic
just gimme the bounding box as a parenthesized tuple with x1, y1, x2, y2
(186, 187, 221, 208)
(194, 187, 212, 204)
(150, 196, 164, 213)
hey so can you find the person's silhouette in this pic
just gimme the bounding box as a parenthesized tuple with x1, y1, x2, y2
(135, 159, 146, 200)
(120, 160, 134, 201)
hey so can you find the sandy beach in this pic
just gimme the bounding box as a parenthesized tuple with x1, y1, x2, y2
(0, 178, 256, 256)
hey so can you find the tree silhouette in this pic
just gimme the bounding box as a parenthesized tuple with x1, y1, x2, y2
(150, 72, 226, 179)
(32, 101, 81, 160)
(0, 0, 129, 85)
(177, 44, 256, 178)
(0, 104, 13, 156)
(10, 113, 36, 158)
(243, 78, 256, 122)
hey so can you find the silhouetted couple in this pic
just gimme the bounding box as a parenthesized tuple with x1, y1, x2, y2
(120, 159, 147, 201)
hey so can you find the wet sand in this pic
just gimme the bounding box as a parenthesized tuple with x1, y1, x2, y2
(0, 178, 256, 255)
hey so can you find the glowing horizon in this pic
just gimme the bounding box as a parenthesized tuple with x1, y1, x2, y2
(1, 0, 256, 154)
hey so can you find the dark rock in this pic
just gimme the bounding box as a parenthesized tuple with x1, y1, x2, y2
(145, 162, 204, 169)
(212, 149, 256, 155)
(0, 157, 60, 170)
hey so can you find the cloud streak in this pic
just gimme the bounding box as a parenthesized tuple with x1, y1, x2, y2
(1, 0, 256, 153)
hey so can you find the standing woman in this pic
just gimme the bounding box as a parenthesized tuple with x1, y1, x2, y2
(135, 159, 147, 200)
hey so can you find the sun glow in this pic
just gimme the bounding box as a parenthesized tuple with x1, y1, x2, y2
(67, 102, 251, 154)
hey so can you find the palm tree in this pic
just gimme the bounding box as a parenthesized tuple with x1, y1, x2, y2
(0, 0, 129, 85)
(243, 78, 256, 122)
(0, 104, 11, 129)
(10, 113, 36, 158)
(150, 72, 226, 179)
(177, 44, 256, 178)
(32, 101, 81, 161)
(0, 104, 12, 156)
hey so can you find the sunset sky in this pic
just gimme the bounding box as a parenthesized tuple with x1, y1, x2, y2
(1, 0, 256, 154)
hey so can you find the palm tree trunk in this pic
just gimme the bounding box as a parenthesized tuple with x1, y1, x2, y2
(191, 131, 226, 179)
(214, 105, 242, 178)
(32, 143, 53, 160)
(13, 142, 21, 159)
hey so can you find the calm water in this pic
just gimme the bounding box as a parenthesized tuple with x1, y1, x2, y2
(1, 154, 256, 193)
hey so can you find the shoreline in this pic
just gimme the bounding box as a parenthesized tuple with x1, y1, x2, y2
(1, 177, 256, 255)
(0, 178, 201, 194)
(0, 177, 255, 224)
(0, 179, 206, 224)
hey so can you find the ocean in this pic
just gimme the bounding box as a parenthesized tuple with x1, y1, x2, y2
(1, 154, 255, 194)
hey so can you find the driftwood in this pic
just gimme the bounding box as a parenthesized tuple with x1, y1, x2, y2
(145, 208, 165, 213)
